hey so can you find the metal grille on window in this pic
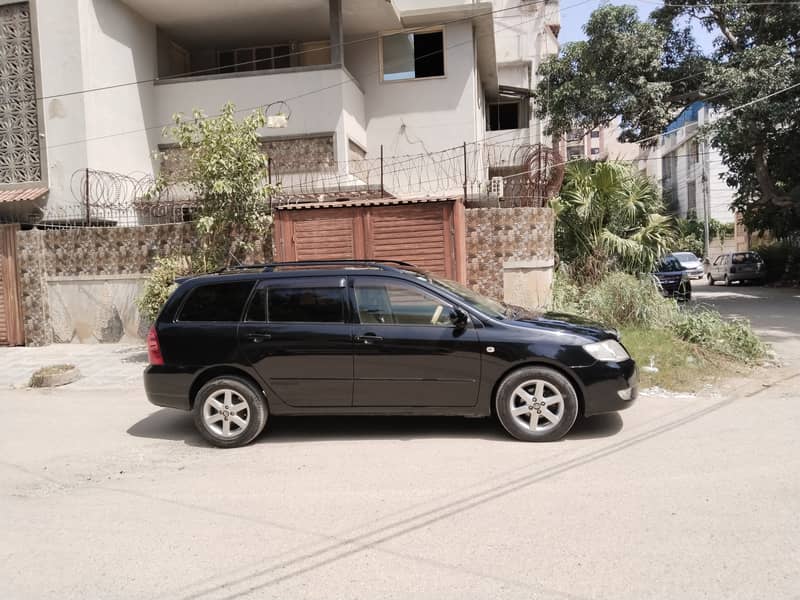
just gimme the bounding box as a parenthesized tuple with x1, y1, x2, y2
(0, 2, 41, 184)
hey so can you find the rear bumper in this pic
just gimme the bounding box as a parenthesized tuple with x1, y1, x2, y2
(143, 365, 193, 411)
(729, 271, 763, 281)
(573, 360, 638, 417)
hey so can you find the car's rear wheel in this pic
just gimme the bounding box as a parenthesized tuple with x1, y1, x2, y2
(707, 273, 714, 286)
(495, 367, 579, 442)
(193, 376, 268, 448)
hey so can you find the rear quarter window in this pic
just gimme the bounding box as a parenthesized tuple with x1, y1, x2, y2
(178, 281, 254, 322)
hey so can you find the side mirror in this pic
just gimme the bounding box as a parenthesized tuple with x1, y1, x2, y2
(450, 307, 469, 329)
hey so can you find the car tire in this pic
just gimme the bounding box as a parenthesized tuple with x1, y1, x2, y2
(707, 274, 714, 286)
(193, 376, 268, 448)
(495, 366, 579, 442)
(724, 275, 731, 287)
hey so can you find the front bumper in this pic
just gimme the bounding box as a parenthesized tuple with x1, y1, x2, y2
(573, 359, 638, 417)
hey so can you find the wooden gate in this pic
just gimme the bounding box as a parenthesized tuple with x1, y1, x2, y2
(0, 224, 24, 346)
(274, 198, 466, 282)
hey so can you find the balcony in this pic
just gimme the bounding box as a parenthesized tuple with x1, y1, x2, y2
(154, 64, 367, 189)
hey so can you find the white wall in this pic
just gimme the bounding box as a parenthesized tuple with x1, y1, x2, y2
(345, 21, 479, 157)
(80, 0, 158, 176)
(35, 0, 90, 212)
(154, 67, 365, 153)
(36, 0, 158, 217)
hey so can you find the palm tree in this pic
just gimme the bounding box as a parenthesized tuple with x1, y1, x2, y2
(551, 160, 676, 282)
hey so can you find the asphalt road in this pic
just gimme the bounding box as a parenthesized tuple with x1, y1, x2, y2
(4, 382, 799, 598)
(1, 284, 798, 600)
(692, 279, 800, 363)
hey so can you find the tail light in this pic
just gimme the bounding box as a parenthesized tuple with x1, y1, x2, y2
(147, 325, 164, 366)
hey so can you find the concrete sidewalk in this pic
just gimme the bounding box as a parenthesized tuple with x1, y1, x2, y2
(0, 343, 147, 390)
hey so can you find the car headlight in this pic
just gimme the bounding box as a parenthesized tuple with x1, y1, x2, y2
(583, 339, 630, 361)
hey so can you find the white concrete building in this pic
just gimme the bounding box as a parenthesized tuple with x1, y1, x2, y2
(0, 0, 560, 222)
(658, 102, 736, 224)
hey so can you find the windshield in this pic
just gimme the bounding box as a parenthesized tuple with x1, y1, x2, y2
(732, 252, 761, 264)
(657, 256, 684, 272)
(673, 252, 699, 262)
(425, 275, 507, 319)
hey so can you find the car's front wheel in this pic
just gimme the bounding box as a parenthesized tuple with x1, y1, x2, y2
(495, 366, 579, 442)
(193, 376, 268, 448)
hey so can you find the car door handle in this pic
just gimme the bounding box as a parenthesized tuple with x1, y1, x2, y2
(246, 332, 271, 343)
(355, 334, 383, 344)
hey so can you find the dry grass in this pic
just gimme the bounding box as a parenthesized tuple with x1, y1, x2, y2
(620, 327, 742, 392)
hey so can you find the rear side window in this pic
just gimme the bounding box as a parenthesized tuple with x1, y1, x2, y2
(178, 282, 254, 322)
(268, 287, 345, 323)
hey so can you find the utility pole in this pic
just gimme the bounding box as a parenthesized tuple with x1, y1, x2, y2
(701, 141, 710, 259)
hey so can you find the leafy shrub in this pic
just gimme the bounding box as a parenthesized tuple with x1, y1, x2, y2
(580, 272, 678, 328)
(752, 240, 800, 283)
(136, 257, 191, 323)
(552, 270, 677, 328)
(551, 269, 766, 363)
(671, 307, 766, 362)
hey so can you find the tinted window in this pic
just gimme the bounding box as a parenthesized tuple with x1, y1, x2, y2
(657, 256, 683, 272)
(245, 287, 267, 322)
(732, 252, 760, 264)
(355, 280, 452, 326)
(179, 282, 254, 322)
(268, 287, 345, 323)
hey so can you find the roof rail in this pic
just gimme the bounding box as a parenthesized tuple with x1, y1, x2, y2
(215, 259, 419, 274)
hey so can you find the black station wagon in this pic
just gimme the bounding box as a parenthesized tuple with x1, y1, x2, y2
(144, 260, 638, 447)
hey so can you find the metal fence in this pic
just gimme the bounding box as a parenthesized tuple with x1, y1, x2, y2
(0, 141, 562, 229)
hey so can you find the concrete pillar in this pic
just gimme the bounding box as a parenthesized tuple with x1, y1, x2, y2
(330, 0, 343, 65)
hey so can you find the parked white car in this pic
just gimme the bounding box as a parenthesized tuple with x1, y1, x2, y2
(671, 252, 705, 279)
(707, 251, 765, 286)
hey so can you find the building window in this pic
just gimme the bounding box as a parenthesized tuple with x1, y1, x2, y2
(590, 148, 600, 155)
(691, 140, 700, 164)
(567, 130, 583, 142)
(687, 182, 696, 213)
(218, 44, 292, 75)
(487, 102, 520, 130)
(590, 130, 600, 139)
(567, 147, 584, 160)
(382, 30, 445, 81)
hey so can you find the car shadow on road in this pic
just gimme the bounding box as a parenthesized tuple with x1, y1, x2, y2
(127, 409, 624, 446)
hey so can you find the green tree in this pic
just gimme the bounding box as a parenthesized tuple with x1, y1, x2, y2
(552, 160, 676, 282)
(137, 103, 273, 321)
(534, 3, 800, 235)
(159, 102, 274, 271)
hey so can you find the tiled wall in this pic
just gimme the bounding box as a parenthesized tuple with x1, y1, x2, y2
(465, 207, 555, 301)
(16, 223, 272, 345)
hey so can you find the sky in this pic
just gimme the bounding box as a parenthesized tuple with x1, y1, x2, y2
(558, 0, 717, 54)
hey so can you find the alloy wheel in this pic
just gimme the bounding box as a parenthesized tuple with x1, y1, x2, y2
(508, 379, 565, 433)
(202, 389, 250, 438)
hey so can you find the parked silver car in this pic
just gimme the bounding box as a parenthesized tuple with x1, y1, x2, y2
(706, 251, 765, 286)
(671, 251, 705, 279)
